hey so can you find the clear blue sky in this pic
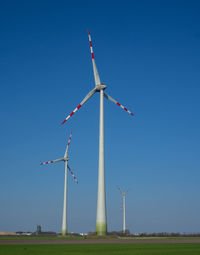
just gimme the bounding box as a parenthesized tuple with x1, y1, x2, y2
(0, 0, 200, 234)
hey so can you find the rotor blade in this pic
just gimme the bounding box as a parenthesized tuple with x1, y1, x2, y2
(88, 29, 101, 86)
(65, 161, 68, 173)
(104, 93, 134, 117)
(67, 165, 78, 184)
(40, 158, 64, 165)
(64, 132, 72, 158)
(116, 185, 122, 194)
(62, 88, 96, 124)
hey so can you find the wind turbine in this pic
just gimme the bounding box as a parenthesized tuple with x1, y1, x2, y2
(117, 186, 129, 234)
(40, 133, 78, 235)
(62, 30, 134, 235)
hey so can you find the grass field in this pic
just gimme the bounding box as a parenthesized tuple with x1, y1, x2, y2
(0, 244, 200, 255)
(1, 235, 200, 240)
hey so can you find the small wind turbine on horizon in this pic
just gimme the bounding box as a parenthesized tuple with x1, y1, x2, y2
(40, 133, 78, 236)
(61, 30, 134, 235)
(117, 185, 129, 234)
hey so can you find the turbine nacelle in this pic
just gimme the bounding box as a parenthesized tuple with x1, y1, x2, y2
(40, 132, 78, 184)
(95, 83, 107, 91)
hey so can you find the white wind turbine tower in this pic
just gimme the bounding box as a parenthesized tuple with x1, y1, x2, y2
(62, 30, 134, 235)
(40, 133, 78, 236)
(117, 186, 129, 234)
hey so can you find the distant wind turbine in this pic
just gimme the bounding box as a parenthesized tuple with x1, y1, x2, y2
(40, 133, 78, 235)
(117, 185, 129, 234)
(61, 30, 134, 235)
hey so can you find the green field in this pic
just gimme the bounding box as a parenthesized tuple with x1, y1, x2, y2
(0, 244, 200, 255)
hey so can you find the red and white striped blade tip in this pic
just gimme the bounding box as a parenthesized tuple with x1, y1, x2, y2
(70, 171, 78, 184)
(104, 93, 135, 117)
(62, 119, 66, 125)
(67, 132, 72, 144)
(61, 89, 96, 125)
(68, 166, 79, 184)
(116, 102, 134, 116)
(40, 160, 54, 165)
(61, 104, 82, 125)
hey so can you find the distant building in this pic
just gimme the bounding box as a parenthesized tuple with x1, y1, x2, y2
(36, 225, 42, 235)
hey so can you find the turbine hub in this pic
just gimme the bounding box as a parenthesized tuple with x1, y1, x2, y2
(95, 83, 107, 91)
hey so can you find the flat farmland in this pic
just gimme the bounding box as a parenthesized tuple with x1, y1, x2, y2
(1, 236, 200, 244)
(0, 243, 200, 255)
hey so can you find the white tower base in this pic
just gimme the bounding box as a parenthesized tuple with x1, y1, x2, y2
(62, 161, 68, 235)
(96, 89, 107, 235)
